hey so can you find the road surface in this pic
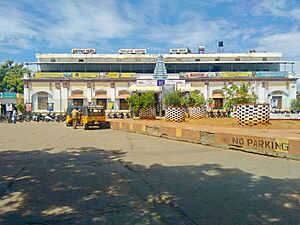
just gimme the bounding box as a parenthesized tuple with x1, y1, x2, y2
(0, 122, 299, 224)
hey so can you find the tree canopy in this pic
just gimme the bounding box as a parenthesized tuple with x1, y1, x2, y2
(0, 60, 31, 93)
(223, 82, 257, 110)
(291, 95, 300, 111)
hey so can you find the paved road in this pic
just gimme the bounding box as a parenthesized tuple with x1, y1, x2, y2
(0, 122, 299, 225)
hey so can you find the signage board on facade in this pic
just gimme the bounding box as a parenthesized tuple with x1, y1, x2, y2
(34, 72, 64, 78)
(119, 49, 146, 54)
(107, 72, 120, 79)
(47, 103, 54, 111)
(157, 80, 165, 86)
(136, 80, 157, 86)
(180, 72, 217, 78)
(0, 92, 17, 98)
(169, 48, 191, 54)
(71, 48, 96, 54)
(219, 72, 252, 77)
(255, 71, 288, 77)
(108, 101, 114, 110)
(25, 103, 32, 112)
(120, 73, 137, 78)
(165, 80, 185, 86)
(72, 72, 99, 78)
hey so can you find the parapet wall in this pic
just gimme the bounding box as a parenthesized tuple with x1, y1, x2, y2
(110, 120, 300, 160)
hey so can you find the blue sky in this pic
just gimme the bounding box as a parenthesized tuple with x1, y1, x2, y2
(0, 0, 300, 84)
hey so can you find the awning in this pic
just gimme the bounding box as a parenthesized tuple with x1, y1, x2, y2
(68, 94, 87, 99)
(116, 94, 130, 99)
(92, 94, 110, 99)
(177, 86, 195, 92)
(129, 84, 161, 92)
(211, 94, 224, 98)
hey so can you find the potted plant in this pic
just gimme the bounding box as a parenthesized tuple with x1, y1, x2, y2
(164, 91, 186, 122)
(223, 82, 269, 126)
(186, 92, 207, 119)
(139, 92, 156, 119)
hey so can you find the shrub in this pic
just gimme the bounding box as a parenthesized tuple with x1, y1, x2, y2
(140, 92, 155, 110)
(126, 92, 156, 112)
(164, 91, 186, 107)
(126, 93, 140, 113)
(186, 92, 206, 107)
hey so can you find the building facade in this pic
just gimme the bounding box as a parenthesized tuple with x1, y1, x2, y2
(24, 49, 298, 112)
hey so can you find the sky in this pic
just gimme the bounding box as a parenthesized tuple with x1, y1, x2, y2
(0, 0, 299, 87)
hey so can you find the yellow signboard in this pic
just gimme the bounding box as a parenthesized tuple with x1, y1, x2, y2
(219, 72, 253, 77)
(72, 72, 99, 78)
(34, 72, 64, 78)
(107, 72, 120, 78)
(120, 73, 136, 78)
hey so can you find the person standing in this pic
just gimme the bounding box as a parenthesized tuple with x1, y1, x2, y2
(12, 108, 17, 124)
(71, 108, 79, 129)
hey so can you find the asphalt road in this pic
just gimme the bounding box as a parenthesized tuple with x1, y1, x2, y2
(0, 122, 299, 225)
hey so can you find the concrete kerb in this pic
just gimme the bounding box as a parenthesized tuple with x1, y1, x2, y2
(110, 121, 300, 160)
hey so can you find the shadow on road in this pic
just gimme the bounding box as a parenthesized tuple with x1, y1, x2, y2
(0, 148, 299, 224)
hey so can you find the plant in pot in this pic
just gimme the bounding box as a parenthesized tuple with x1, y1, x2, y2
(223, 82, 269, 126)
(186, 92, 207, 119)
(164, 91, 186, 122)
(139, 92, 156, 119)
(126, 93, 140, 118)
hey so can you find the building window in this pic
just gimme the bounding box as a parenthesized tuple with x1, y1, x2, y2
(215, 58, 220, 61)
(96, 99, 107, 109)
(262, 57, 267, 61)
(73, 99, 83, 106)
(120, 99, 129, 110)
(79, 59, 84, 62)
(195, 59, 200, 61)
(37, 93, 48, 110)
(235, 58, 240, 61)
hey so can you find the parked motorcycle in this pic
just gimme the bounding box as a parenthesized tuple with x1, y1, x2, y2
(44, 112, 55, 122)
(16, 113, 24, 123)
(57, 114, 66, 122)
(32, 113, 44, 122)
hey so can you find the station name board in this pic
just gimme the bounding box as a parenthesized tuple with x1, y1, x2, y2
(0, 92, 17, 98)
(71, 48, 96, 54)
(119, 49, 147, 54)
(169, 48, 191, 54)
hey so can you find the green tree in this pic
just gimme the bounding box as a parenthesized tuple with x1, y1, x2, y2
(291, 96, 300, 110)
(0, 60, 30, 93)
(126, 93, 141, 113)
(223, 82, 257, 110)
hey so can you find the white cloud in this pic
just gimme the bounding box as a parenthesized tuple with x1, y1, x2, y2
(41, 0, 136, 47)
(0, 0, 137, 50)
(254, 0, 300, 21)
(257, 31, 300, 60)
(145, 14, 237, 51)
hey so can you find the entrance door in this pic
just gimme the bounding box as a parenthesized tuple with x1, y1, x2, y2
(272, 96, 282, 109)
(213, 98, 224, 109)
